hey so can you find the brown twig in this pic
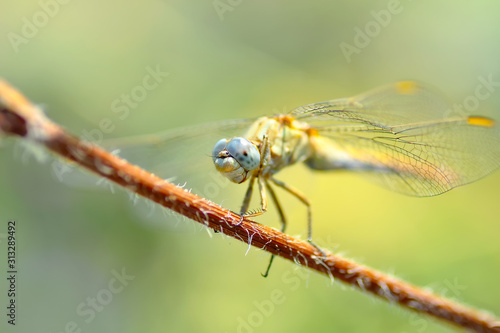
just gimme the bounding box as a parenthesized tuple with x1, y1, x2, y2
(0, 79, 499, 333)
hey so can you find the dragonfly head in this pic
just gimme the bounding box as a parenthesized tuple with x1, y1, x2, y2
(212, 137, 260, 183)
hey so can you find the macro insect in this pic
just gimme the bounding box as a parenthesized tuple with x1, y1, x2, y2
(210, 81, 500, 274)
(104, 81, 500, 275)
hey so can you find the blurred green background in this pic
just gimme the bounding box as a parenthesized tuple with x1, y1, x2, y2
(1, 1, 500, 332)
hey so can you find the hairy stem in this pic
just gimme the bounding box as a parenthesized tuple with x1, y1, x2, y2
(0, 79, 499, 332)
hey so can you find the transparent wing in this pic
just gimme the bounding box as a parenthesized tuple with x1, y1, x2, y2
(54, 118, 256, 229)
(292, 81, 452, 125)
(59, 118, 254, 196)
(102, 119, 254, 183)
(292, 82, 500, 196)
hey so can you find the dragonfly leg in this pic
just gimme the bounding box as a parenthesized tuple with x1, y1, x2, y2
(239, 176, 255, 214)
(257, 176, 268, 213)
(261, 180, 287, 278)
(265, 181, 286, 233)
(270, 177, 325, 257)
(259, 135, 271, 168)
(237, 176, 255, 225)
(237, 134, 271, 225)
(237, 175, 267, 225)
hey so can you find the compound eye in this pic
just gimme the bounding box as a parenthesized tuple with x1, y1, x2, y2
(226, 137, 260, 171)
(212, 138, 227, 162)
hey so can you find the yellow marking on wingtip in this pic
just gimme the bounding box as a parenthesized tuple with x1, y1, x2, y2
(307, 128, 319, 136)
(396, 81, 419, 95)
(467, 116, 496, 128)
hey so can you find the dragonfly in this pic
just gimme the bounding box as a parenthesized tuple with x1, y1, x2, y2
(103, 81, 500, 276)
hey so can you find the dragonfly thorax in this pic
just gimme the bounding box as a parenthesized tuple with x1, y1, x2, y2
(212, 137, 260, 183)
(243, 115, 313, 176)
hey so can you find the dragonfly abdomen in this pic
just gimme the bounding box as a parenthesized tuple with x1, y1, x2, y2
(305, 134, 384, 171)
